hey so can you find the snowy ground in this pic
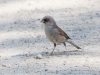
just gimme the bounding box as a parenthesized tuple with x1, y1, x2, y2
(0, 0, 100, 75)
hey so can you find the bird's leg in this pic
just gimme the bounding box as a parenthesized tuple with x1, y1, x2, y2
(50, 43, 56, 55)
(63, 42, 68, 56)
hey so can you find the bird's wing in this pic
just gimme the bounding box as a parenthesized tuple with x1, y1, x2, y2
(55, 25, 70, 39)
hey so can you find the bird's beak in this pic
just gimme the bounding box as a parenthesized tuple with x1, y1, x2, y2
(40, 19, 44, 23)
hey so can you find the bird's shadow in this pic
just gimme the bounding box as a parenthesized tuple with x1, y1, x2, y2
(12, 50, 84, 58)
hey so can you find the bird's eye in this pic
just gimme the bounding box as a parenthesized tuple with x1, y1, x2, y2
(44, 18, 49, 22)
(44, 19, 47, 21)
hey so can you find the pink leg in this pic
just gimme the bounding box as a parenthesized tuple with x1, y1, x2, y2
(63, 42, 68, 56)
(50, 43, 56, 55)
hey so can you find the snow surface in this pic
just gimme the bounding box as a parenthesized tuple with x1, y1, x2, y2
(0, 0, 100, 75)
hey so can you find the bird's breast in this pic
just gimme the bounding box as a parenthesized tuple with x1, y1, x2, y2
(44, 26, 66, 44)
(45, 26, 55, 43)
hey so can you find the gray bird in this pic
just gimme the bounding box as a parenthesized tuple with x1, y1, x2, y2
(41, 16, 81, 55)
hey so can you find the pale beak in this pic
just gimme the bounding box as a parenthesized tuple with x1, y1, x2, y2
(40, 20, 44, 23)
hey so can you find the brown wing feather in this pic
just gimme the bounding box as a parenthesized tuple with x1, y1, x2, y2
(56, 25, 70, 39)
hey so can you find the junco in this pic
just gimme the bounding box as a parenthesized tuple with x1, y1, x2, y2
(41, 16, 81, 55)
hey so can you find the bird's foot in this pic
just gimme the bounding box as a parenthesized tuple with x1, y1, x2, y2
(50, 52, 53, 56)
(66, 51, 69, 56)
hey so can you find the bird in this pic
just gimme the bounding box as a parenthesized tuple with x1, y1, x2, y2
(41, 16, 81, 55)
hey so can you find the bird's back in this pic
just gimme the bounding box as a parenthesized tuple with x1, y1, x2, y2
(45, 25, 68, 44)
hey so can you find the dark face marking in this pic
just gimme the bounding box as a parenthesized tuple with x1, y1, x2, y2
(43, 18, 49, 23)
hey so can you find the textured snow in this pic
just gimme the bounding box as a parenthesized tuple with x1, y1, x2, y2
(0, 0, 100, 75)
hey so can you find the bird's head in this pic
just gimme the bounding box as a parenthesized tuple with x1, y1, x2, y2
(41, 16, 56, 26)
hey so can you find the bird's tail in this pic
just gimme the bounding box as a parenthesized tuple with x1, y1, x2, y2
(67, 39, 81, 49)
